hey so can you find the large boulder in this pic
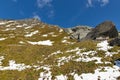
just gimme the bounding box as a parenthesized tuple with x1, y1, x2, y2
(84, 21, 118, 40)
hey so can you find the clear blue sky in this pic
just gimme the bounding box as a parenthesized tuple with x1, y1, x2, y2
(0, 0, 120, 29)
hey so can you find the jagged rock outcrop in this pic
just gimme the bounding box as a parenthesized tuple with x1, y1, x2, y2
(64, 26, 92, 41)
(83, 21, 118, 40)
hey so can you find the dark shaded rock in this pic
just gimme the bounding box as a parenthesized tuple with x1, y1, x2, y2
(83, 21, 118, 40)
(109, 38, 120, 46)
(114, 58, 120, 67)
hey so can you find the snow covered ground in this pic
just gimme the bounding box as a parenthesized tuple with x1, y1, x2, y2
(75, 66, 120, 80)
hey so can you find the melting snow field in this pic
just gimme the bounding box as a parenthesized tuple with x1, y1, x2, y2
(27, 40, 53, 46)
(76, 66, 120, 80)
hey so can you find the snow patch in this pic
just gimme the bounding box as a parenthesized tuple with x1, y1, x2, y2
(0, 60, 31, 71)
(28, 40, 53, 46)
(25, 30, 39, 37)
(16, 25, 22, 28)
(55, 75, 68, 80)
(19, 41, 25, 44)
(0, 38, 6, 41)
(97, 40, 112, 51)
(52, 35, 58, 37)
(25, 26, 33, 29)
(0, 22, 6, 25)
(76, 66, 120, 80)
(3, 28, 16, 31)
(38, 66, 52, 80)
(0, 56, 4, 65)
(59, 29, 63, 32)
(42, 34, 48, 37)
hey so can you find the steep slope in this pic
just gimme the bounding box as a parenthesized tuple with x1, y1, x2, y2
(0, 19, 119, 80)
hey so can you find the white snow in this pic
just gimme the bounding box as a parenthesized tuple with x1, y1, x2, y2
(19, 41, 25, 44)
(48, 32, 54, 35)
(62, 40, 75, 44)
(0, 56, 4, 65)
(66, 47, 80, 53)
(75, 50, 102, 63)
(28, 40, 53, 46)
(24, 30, 39, 37)
(55, 75, 68, 80)
(97, 40, 112, 51)
(57, 56, 73, 66)
(75, 56, 102, 63)
(0, 22, 6, 25)
(42, 34, 48, 37)
(38, 66, 52, 80)
(3, 28, 16, 31)
(97, 40, 118, 57)
(16, 25, 22, 28)
(62, 40, 67, 43)
(40, 50, 63, 63)
(0, 60, 31, 71)
(63, 37, 69, 39)
(0, 38, 6, 41)
(59, 29, 63, 32)
(52, 35, 58, 37)
(75, 66, 120, 80)
(25, 26, 33, 29)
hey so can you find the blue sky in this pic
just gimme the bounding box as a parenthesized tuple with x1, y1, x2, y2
(0, 0, 120, 29)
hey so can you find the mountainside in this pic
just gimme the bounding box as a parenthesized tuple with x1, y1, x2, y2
(0, 18, 120, 80)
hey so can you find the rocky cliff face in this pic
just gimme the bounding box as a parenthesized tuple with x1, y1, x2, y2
(64, 26, 93, 40)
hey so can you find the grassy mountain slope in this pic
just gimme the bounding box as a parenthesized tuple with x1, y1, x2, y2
(0, 19, 120, 80)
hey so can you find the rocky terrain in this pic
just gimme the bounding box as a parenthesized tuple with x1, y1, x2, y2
(0, 18, 120, 80)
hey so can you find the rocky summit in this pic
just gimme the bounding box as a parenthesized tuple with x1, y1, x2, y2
(0, 19, 120, 80)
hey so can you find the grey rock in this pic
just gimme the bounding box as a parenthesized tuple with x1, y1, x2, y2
(118, 31, 120, 37)
(64, 26, 92, 40)
(109, 38, 120, 46)
(64, 28, 73, 34)
(83, 21, 118, 40)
